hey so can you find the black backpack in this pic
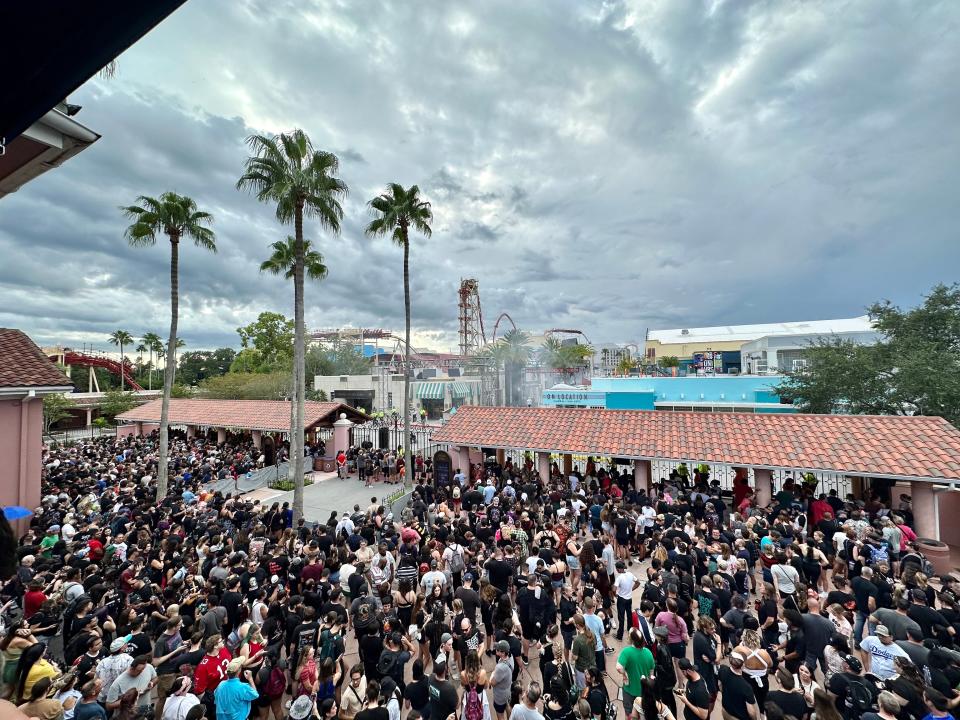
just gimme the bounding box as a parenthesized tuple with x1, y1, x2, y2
(377, 649, 399, 680)
(843, 677, 874, 720)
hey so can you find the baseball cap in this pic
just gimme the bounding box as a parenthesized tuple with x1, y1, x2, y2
(226, 658, 244, 674)
(875, 625, 891, 637)
(844, 654, 863, 672)
(110, 634, 132, 653)
(289, 696, 313, 720)
(464, 572, 474, 581)
(440, 633, 453, 645)
(496, 640, 510, 653)
(677, 658, 694, 671)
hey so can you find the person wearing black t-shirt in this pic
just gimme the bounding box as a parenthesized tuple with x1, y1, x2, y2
(718, 657, 759, 720)
(766, 667, 809, 720)
(485, 551, 514, 595)
(427, 660, 459, 720)
(677, 658, 711, 720)
(355, 682, 389, 720)
(403, 660, 430, 717)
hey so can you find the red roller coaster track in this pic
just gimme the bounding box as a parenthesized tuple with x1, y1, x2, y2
(62, 351, 144, 391)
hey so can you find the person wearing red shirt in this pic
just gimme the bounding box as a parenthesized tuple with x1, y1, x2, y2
(733, 471, 751, 509)
(87, 538, 104, 562)
(23, 581, 46, 619)
(809, 494, 833, 526)
(193, 635, 232, 695)
(336, 451, 347, 479)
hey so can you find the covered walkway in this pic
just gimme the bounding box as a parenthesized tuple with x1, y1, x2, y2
(432, 406, 960, 541)
(116, 398, 369, 464)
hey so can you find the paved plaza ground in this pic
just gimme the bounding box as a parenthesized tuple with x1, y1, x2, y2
(235, 468, 405, 523)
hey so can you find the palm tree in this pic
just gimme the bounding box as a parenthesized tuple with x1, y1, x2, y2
(500, 328, 532, 406)
(365, 184, 433, 468)
(142, 332, 161, 390)
(260, 236, 329, 282)
(121, 192, 216, 501)
(237, 130, 347, 523)
(108, 330, 133, 389)
(478, 341, 509, 405)
(540, 337, 594, 383)
(173, 338, 186, 383)
(616, 355, 635, 376)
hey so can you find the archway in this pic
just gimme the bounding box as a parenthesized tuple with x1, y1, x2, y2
(263, 436, 276, 466)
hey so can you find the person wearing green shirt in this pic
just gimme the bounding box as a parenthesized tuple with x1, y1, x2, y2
(616, 628, 655, 715)
(39, 526, 60, 558)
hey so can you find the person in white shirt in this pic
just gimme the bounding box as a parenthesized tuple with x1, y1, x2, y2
(613, 562, 640, 641)
(860, 625, 910, 680)
(162, 676, 200, 720)
(335, 514, 355, 539)
(420, 560, 447, 596)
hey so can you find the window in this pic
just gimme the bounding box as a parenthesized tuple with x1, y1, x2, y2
(388, 392, 393, 407)
(792, 359, 808, 371)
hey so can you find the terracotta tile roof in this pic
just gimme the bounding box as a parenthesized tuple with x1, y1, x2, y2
(0, 329, 73, 389)
(117, 399, 369, 433)
(432, 405, 960, 481)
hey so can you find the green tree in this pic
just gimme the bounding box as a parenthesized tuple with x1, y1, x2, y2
(776, 283, 960, 426)
(177, 348, 237, 385)
(365, 184, 433, 466)
(660, 356, 680, 368)
(171, 384, 193, 398)
(43, 393, 75, 434)
(235, 312, 295, 372)
(108, 330, 133, 389)
(142, 332, 161, 390)
(122, 192, 216, 501)
(539, 338, 594, 382)
(201, 371, 293, 400)
(329, 344, 373, 375)
(501, 328, 532, 406)
(100, 389, 138, 420)
(237, 129, 347, 522)
(616, 356, 635, 375)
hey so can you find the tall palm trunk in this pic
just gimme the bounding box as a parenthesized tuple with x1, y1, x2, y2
(290, 203, 306, 522)
(402, 225, 411, 482)
(119, 342, 125, 390)
(157, 234, 179, 501)
(148, 347, 153, 391)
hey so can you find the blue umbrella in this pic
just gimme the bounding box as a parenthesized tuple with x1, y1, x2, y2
(3, 506, 33, 521)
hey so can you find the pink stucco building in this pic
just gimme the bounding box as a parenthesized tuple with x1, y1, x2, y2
(0, 329, 73, 522)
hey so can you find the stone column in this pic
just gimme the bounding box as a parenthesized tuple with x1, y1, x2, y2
(85, 408, 92, 426)
(634, 459, 652, 492)
(496, 449, 506, 465)
(135, 422, 143, 436)
(333, 413, 353, 458)
(186, 425, 196, 439)
(217, 428, 227, 444)
(754, 468, 773, 508)
(537, 451, 551, 481)
(911, 481, 939, 540)
(252, 430, 262, 449)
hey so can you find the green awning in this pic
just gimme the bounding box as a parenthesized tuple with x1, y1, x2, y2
(416, 382, 444, 400)
(450, 382, 470, 398)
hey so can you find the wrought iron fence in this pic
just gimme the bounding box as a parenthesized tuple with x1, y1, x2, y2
(44, 426, 115, 445)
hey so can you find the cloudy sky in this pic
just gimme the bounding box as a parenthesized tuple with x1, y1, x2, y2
(3, 0, 959, 354)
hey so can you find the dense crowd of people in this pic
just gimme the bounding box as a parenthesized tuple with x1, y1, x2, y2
(3, 432, 959, 720)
